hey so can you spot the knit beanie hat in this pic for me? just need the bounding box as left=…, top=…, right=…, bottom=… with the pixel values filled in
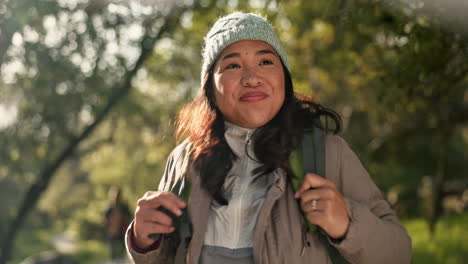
left=201, top=12, right=289, bottom=84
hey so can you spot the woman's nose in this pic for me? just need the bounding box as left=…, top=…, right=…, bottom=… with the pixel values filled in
left=241, top=68, right=263, bottom=87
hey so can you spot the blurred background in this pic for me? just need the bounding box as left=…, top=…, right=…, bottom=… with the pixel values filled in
left=0, top=0, right=467, bottom=263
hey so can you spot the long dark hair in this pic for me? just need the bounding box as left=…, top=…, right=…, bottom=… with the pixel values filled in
left=176, top=64, right=341, bottom=205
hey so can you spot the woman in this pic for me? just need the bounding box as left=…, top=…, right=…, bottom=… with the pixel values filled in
left=126, top=12, right=412, bottom=264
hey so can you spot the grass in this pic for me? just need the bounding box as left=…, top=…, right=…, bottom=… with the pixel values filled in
left=10, top=226, right=55, bottom=264
left=404, top=212, right=468, bottom=264
left=73, top=239, right=109, bottom=263
left=9, top=225, right=109, bottom=264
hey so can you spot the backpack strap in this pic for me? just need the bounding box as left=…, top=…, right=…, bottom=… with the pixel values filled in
left=148, top=142, right=193, bottom=247
left=290, top=124, right=349, bottom=264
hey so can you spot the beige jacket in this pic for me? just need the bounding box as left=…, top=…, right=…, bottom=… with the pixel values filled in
left=126, top=135, right=412, bottom=264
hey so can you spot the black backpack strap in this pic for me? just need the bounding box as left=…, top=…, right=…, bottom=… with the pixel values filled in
left=302, top=126, right=326, bottom=178
left=303, top=124, right=349, bottom=264
left=148, top=142, right=193, bottom=264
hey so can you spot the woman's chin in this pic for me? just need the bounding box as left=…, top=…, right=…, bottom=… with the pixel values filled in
left=234, top=117, right=272, bottom=129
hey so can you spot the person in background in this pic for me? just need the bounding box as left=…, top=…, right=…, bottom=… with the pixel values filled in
left=105, top=186, right=131, bottom=262
left=125, top=12, right=412, bottom=264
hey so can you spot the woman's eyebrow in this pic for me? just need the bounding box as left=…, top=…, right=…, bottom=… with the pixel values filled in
left=221, top=52, right=240, bottom=61
left=255, top=49, right=277, bottom=56
left=221, top=49, right=277, bottom=61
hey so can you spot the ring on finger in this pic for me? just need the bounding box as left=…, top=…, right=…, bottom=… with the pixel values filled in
left=311, top=199, right=318, bottom=211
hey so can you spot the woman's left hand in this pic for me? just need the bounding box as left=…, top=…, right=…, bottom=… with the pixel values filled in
left=294, top=173, right=350, bottom=239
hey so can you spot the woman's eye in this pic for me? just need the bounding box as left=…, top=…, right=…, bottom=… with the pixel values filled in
left=260, top=59, right=273, bottom=65
left=225, top=63, right=240, bottom=69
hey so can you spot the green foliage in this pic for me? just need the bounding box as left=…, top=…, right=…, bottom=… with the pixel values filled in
left=73, top=239, right=108, bottom=264
left=11, top=224, right=54, bottom=264
left=405, top=212, right=468, bottom=264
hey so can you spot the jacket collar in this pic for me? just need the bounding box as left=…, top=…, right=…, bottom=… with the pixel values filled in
left=224, top=121, right=256, bottom=158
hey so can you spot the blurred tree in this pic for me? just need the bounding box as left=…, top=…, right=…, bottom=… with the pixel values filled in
left=0, top=0, right=190, bottom=262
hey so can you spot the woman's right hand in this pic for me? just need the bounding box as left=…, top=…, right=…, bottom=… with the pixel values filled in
left=133, top=191, right=187, bottom=249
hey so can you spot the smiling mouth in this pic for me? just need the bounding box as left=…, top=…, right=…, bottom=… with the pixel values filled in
left=240, top=92, right=268, bottom=102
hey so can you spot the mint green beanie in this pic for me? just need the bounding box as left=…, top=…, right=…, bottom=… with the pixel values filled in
left=201, top=12, right=290, bottom=85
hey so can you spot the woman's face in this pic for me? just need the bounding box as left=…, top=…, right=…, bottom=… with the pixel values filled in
left=212, top=40, right=285, bottom=129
